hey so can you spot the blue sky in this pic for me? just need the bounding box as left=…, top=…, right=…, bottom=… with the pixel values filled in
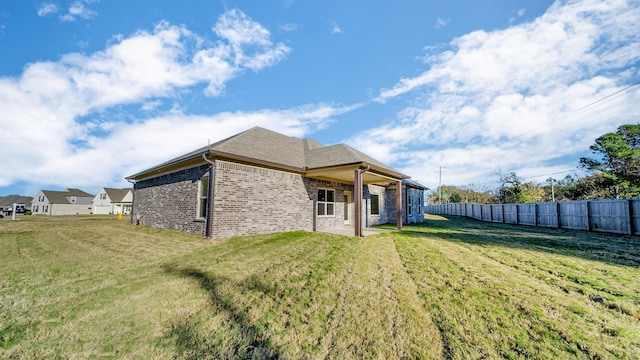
left=1, top=0, right=639, bottom=197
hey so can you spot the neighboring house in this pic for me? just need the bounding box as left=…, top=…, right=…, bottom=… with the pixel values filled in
left=126, top=127, right=427, bottom=239
left=31, top=188, right=95, bottom=216
left=0, top=195, right=33, bottom=215
left=92, top=188, right=133, bottom=215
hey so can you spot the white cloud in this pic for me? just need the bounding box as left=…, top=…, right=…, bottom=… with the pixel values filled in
left=7, top=103, right=354, bottom=192
left=360, top=0, right=640, bottom=190
left=0, top=9, right=296, bottom=192
left=435, top=17, right=450, bottom=29
left=331, top=22, right=343, bottom=34
left=279, top=23, right=298, bottom=32
left=140, top=100, right=163, bottom=112
left=37, top=3, right=59, bottom=17
left=59, top=0, right=98, bottom=22
left=510, top=8, right=527, bottom=23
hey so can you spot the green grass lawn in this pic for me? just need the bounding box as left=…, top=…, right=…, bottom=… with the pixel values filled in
left=1, top=214, right=639, bottom=359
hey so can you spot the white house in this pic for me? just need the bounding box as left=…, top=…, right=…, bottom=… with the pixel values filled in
left=31, top=188, right=94, bottom=216
left=92, top=188, right=133, bottom=215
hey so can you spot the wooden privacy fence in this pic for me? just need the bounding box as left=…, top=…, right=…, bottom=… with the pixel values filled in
left=425, top=199, right=640, bottom=236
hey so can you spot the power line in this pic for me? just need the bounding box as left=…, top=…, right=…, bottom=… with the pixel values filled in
left=505, top=80, right=640, bottom=144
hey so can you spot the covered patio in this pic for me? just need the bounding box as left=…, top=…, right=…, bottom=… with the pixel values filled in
left=306, top=161, right=407, bottom=237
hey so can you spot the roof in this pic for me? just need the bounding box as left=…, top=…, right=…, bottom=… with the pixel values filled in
left=402, top=178, right=429, bottom=190
left=102, top=188, right=132, bottom=202
left=127, top=127, right=408, bottom=182
left=0, top=195, right=33, bottom=207
left=41, top=188, right=94, bottom=204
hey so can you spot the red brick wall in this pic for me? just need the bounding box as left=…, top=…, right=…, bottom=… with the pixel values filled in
left=132, top=165, right=209, bottom=235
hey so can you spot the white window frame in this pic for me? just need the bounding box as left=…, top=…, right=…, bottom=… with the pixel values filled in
left=197, top=174, right=209, bottom=219
left=317, top=188, right=335, bottom=217
left=407, top=194, right=412, bottom=216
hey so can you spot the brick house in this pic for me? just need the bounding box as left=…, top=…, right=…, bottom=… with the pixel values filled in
left=126, top=127, right=426, bottom=239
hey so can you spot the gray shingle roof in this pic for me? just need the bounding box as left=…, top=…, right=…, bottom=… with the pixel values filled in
left=42, top=189, right=94, bottom=204
left=212, top=127, right=306, bottom=168
left=0, top=195, right=33, bottom=207
left=128, top=127, right=406, bottom=180
left=402, top=178, right=429, bottom=190
left=103, top=188, right=132, bottom=202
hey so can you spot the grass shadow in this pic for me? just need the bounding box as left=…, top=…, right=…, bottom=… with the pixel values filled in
left=400, top=215, right=640, bottom=268
left=161, top=264, right=280, bottom=359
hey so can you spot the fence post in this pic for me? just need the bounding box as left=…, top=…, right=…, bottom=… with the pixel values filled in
left=515, top=204, right=519, bottom=225
left=585, top=201, right=591, bottom=232
left=501, top=204, right=505, bottom=223
left=626, top=199, right=633, bottom=235
left=533, top=203, right=538, bottom=227
left=556, top=202, right=560, bottom=229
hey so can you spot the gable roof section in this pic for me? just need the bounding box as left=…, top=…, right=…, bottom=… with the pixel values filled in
left=306, top=144, right=397, bottom=174
left=127, top=127, right=407, bottom=181
left=41, top=189, right=94, bottom=204
left=103, top=188, right=132, bottom=202
left=0, top=195, right=33, bottom=207
left=211, top=127, right=306, bottom=169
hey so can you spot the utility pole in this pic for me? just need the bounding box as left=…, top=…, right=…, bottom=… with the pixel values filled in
left=439, top=166, right=442, bottom=204
left=435, top=166, right=446, bottom=204
left=547, top=177, right=555, bottom=202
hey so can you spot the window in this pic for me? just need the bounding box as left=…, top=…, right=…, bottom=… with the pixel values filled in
left=370, top=194, right=380, bottom=215
left=34, top=205, right=39, bottom=212
left=39, top=195, right=44, bottom=201
left=418, top=196, right=422, bottom=215
left=70, top=196, right=76, bottom=203
left=198, top=174, right=209, bottom=218
left=44, top=205, right=48, bottom=213
left=100, top=193, right=107, bottom=200
left=317, top=189, right=335, bottom=216
left=407, top=195, right=412, bottom=216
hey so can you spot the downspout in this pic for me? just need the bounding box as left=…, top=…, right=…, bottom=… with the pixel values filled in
left=405, top=185, right=409, bottom=224
left=353, top=164, right=370, bottom=237
left=126, top=178, right=136, bottom=223
left=202, top=154, right=215, bottom=238
left=365, top=198, right=368, bottom=228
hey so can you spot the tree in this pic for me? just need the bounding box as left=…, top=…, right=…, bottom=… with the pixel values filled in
left=562, top=173, right=616, bottom=200
left=519, top=182, right=546, bottom=203
left=428, top=185, right=497, bottom=204
left=497, top=172, right=545, bottom=203
left=497, top=172, right=523, bottom=203
left=579, top=124, right=640, bottom=198
left=449, top=191, right=462, bottom=203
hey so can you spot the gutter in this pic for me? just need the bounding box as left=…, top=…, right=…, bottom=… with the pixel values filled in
left=126, top=178, right=136, bottom=223
left=202, top=154, right=216, bottom=238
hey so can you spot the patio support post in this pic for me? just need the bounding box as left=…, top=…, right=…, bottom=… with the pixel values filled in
left=396, top=181, right=403, bottom=230
left=354, top=169, right=363, bottom=237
